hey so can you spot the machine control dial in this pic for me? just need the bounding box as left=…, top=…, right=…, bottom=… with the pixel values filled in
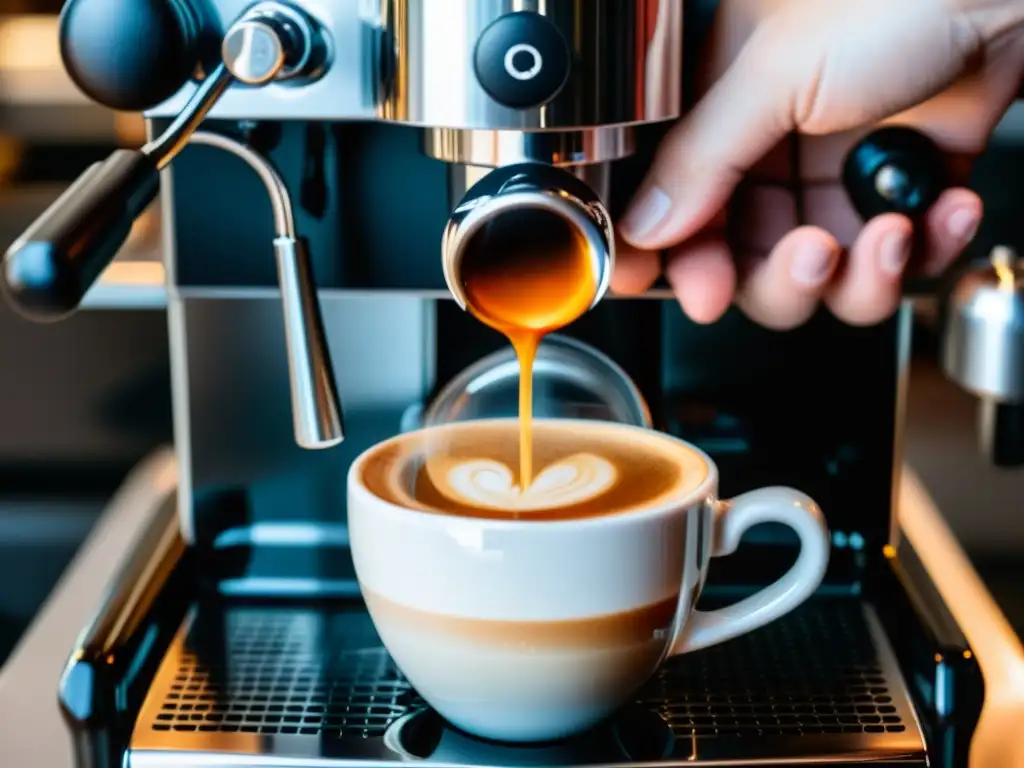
left=842, top=126, right=947, bottom=220
left=474, top=12, right=571, bottom=110
left=59, top=0, right=203, bottom=111
left=223, top=2, right=326, bottom=85
left=223, top=19, right=288, bottom=85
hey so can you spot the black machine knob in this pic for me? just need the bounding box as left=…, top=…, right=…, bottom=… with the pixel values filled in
left=474, top=11, right=571, bottom=110
left=842, top=126, right=948, bottom=220
left=2, top=150, right=159, bottom=320
left=60, top=0, right=204, bottom=111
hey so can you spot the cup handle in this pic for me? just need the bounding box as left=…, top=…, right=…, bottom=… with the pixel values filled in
left=669, top=487, right=830, bottom=655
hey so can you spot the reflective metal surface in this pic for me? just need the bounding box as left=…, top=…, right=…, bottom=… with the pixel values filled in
left=942, top=246, right=1024, bottom=468
left=149, top=2, right=326, bottom=165
left=221, top=1, right=329, bottom=84
left=170, top=295, right=432, bottom=545
left=272, top=236, right=344, bottom=449
left=148, top=0, right=684, bottom=128
left=125, top=599, right=926, bottom=767
left=142, top=66, right=233, bottom=169
left=942, top=247, right=1024, bottom=404
left=23, top=2, right=972, bottom=765
left=221, top=21, right=287, bottom=86
left=188, top=132, right=343, bottom=450
left=442, top=162, right=614, bottom=312
left=424, top=127, right=636, bottom=167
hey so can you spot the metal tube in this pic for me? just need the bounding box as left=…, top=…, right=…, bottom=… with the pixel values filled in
left=188, top=130, right=344, bottom=449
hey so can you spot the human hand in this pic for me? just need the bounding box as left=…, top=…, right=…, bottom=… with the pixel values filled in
left=613, top=0, right=1024, bottom=328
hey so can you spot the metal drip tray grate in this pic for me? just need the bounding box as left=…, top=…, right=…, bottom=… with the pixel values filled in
left=646, top=601, right=906, bottom=738
left=130, top=598, right=926, bottom=766
left=157, top=646, right=411, bottom=738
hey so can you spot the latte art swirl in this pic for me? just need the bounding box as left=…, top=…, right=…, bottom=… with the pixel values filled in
left=437, top=454, right=618, bottom=513
left=360, top=419, right=708, bottom=521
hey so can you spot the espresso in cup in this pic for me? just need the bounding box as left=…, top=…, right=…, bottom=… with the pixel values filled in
left=349, top=418, right=830, bottom=743
left=363, top=418, right=707, bottom=521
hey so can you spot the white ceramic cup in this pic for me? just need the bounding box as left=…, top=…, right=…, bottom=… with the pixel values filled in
left=348, top=419, right=830, bottom=743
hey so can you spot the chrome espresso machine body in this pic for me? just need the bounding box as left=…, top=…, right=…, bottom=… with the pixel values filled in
left=0, top=1, right=1002, bottom=767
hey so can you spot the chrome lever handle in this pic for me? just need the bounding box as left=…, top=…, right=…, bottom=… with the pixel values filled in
left=3, top=1, right=328, bottom=322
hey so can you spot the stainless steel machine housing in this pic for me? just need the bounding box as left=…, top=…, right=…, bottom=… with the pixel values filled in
left=0, top=1, right=1000, bottom=767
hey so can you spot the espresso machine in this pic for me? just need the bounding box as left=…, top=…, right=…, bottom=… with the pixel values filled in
left=1, top=1, right=1019, bottom=767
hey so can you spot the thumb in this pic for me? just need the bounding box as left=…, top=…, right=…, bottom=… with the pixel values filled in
left=619, top=39, right=795, bottom=250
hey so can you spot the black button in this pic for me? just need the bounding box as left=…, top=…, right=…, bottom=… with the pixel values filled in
left=474, top=12, right=571, bottom=110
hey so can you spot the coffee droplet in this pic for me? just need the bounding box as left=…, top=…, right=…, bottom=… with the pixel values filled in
left=437, top=454, right=617, bottom=513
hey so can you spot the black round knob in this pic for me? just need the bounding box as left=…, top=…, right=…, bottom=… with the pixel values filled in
left=2, top=150, right=160, bottom=321
left=474, top=12, right=571, bottom=110
left=59, top=0, right=202, bottom=111
left=842, top=126, right=948, bottom=221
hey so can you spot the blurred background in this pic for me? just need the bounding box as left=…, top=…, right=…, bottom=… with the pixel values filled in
left=0, top=3, right=1019, bottom=667
left=0, top=4, right=170, bottom=663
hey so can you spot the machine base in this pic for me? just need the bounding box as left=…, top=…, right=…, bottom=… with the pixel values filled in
left=128, top=595, right=925, bottom=767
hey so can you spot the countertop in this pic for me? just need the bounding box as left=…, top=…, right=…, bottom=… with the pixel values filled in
left=0, top=449, right=177, bottom=768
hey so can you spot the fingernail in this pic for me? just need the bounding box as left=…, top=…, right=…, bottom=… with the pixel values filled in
left=620, top=187, right=671, bottom=242
left=947, top=207, right=980, bottom=244
left=880, top=228, right=912, bottom=276
left=790, top=241, right=836, bottom=287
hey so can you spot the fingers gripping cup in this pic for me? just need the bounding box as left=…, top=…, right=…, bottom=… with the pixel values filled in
left=348, top=419, right=831, bottom=743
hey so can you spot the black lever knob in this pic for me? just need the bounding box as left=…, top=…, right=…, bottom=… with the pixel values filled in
left=60, top=0, right=203, bottom=111
left=2, top=150, right=159, bottom=321
left=842, top=126, right=948, bottom=220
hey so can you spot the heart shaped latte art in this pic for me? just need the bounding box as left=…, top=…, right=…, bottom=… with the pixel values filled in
left=438, top=453, right=618, bottom=513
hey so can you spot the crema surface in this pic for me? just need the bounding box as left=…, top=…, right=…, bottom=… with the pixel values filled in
left=361, top=420, right=709, bottom=521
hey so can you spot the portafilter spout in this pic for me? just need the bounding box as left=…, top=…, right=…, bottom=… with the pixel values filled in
left=441, top=162, right=615, bottom=313
left=189, top=132, right=343, bottom=450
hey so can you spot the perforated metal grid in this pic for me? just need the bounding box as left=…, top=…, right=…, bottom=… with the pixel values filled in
left=642, top=599, right=906, bottom=737
left=141, top=599, right=910, bottom=743
left=151, top=610, right=423, bottom=739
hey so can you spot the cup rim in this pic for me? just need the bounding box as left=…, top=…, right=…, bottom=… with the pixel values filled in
left=347, top=417, right=719, bottom=531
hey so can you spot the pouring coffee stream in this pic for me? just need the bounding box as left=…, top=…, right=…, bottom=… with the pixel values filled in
left=442, top=164, right=614, bottom=492
left=440, top=126, right=958, bottom=498
left=457, top=216, right=599, bottom=490
left=460, top=222, right=600, bottom=489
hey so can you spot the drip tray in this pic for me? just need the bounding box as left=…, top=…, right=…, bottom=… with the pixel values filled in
left=129, top=597, right=926, bottom=767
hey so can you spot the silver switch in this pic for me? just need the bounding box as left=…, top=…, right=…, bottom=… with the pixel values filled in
left=222, top=2, right=327, bottom=85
